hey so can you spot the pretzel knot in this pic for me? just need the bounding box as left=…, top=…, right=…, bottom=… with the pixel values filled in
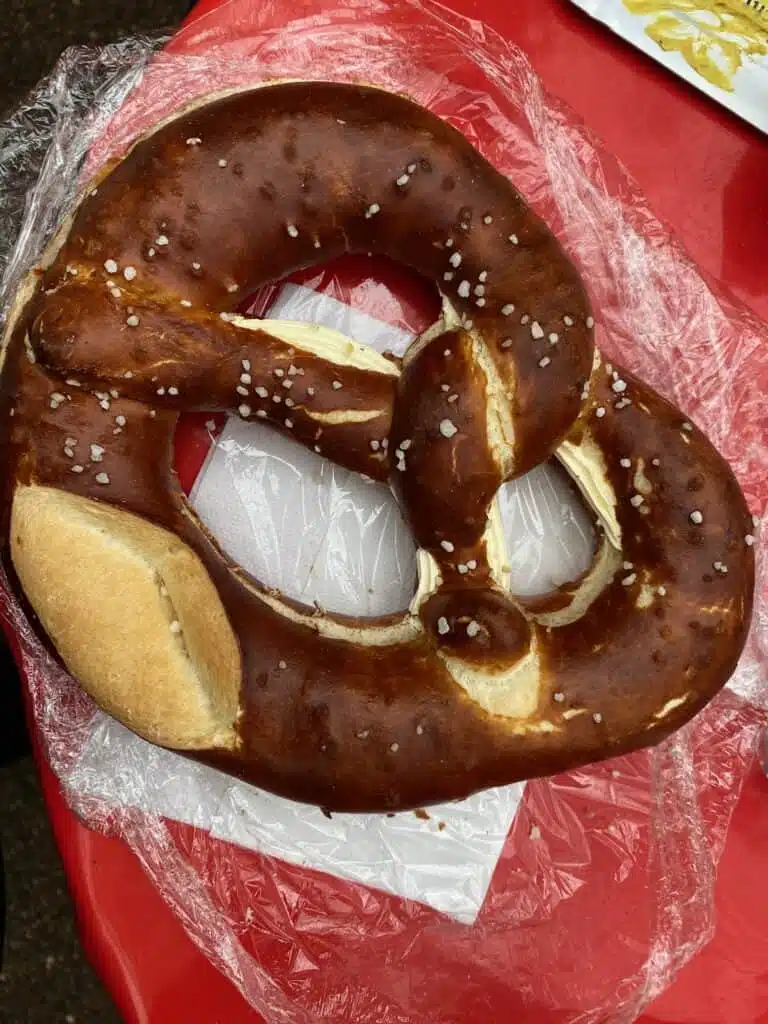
left=3, top=82, right=754, bottom=811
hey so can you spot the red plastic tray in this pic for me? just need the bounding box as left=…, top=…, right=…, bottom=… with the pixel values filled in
left=14, top=0, right=768, bottom=1021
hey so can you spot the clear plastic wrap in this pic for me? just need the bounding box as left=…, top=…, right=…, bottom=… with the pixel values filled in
left=1, top=0, right=767, bottom=1020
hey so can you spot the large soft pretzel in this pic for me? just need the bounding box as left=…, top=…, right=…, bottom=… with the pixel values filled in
left=2, top=82, right=754, bottom=811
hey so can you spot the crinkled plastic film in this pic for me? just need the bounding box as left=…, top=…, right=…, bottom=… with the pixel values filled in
left=1, top=1, right=767, bottom=1020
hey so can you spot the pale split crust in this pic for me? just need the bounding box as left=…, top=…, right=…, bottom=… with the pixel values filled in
left=11, top=485, right=240, bottom=749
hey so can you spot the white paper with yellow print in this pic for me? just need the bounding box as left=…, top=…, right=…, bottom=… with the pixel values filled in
left=570, top=0, right=768, bottom=132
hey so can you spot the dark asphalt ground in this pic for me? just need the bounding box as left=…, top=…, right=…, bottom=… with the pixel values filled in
left=1, top=4, right=190, bottom=1021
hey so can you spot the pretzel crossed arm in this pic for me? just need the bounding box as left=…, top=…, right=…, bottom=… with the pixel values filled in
left=3, top=82, right=754, bottom=811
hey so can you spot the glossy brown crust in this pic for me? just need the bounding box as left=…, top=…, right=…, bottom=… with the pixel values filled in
left=29, top=81, right=593, bottom=471
left=2, top=82, right=755, bottom=811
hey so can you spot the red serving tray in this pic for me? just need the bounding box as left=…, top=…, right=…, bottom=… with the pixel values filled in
left=13, top=0, right=768, bottom=1021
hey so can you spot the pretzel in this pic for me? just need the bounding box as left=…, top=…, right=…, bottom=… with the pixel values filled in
left=2, top=82, right=755, bottom=812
